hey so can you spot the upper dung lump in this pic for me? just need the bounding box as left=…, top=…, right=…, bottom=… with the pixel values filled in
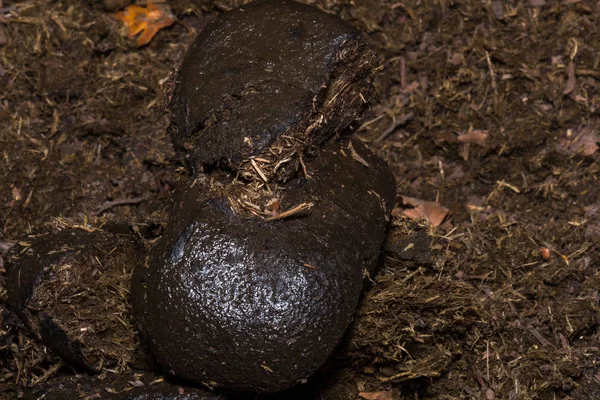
left=169, top=0, right=377, bottom=174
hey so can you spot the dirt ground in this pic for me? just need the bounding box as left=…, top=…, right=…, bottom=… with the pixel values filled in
left=0, top=0, right=599, bottom=399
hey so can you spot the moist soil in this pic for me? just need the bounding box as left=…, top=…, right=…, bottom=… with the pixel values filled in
left=0, top=0, right=599, bottom=399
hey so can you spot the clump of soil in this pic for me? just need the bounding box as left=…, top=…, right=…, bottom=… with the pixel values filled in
left=5, top=221, right=143, bottom=374
left=23, top=370, right=223, bottom=399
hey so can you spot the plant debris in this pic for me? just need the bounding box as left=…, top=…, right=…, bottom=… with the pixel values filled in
left=113, top=4, right=176, bottom=47
left=559, top=126, right=599, bottom=156
left=359, top=390, right=393, bottom=400
left=396, top=196, right=449, bottom=227
left=457, top=129, right=489, bottom=146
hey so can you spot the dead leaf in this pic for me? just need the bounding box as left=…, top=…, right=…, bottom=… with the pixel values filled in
left=490, top=1, right=504, bottom=20
left=563, top=60, right=576, bottom=95
left=358, top=390, right=393, bottom=400
left=11, top=185, right=22, bottom=202
left=128, top=380, right=144, bottom=388
left=399, top=196, right=449, bottom=227
left=0, top=26, right=7, bottom=46
left=551, top=55, right=564, bottom=65
left=348, top=140, right=370, bottom=167
left=266, top=198, right=281, bottom=213
left=0, top=241, right=15, bottom=254
left=577, top=132, right=599, bottom=156
left=528, top=0, right=546, bottom=6
left=449, top=52, right=463, bottom=65
left=457, top=129, right=488, bottom=146
left=114, top=4, right=176, bottom=47
left=560, top=127, right=599, bottom=156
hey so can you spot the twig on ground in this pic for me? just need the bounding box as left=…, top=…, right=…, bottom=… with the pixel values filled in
left=266, top=202, right=314, bottom=222
left=94, top=197, right=146, bottom=215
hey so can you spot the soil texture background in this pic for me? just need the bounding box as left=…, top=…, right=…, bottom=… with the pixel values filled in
left=0, top=0, right=599, bottom=399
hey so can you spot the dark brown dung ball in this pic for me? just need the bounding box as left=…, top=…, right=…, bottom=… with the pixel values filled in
left=132, top=138, right=396, bottom=393
left=5, top=224, right=142, bottom=373
left=169, top=0, right=377, bottom=176
left=132, top=0, right=395, bottom=393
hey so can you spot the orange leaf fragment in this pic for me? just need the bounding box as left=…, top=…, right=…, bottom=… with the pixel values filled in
left=399, top=196, right=449, bottom=227
left=359, top=390, right=393, bottom=400
left=114, top=4, right=176, bottom=46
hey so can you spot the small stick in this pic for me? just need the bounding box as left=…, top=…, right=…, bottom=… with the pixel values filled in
left=496, top=180, right=520, bottom=193
left=299, top=154, right=309, bottom=178
left=266, top=202, right=314, bottom=222
left=94, top=197, right=145, bottom=215
left=325, top=81, right=351, bottom=107
left=375, top=113, right=413, bottom=143
left=348, top=141, right=369, bottom=168
left=486, top=51, right=497, bottom=91
left=399, top=56, right=407, bottom=89
left=250, top=159, right=269, bottom=183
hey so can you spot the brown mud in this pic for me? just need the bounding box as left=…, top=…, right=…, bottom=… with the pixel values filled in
left=0, top=0, right=599, bottom=399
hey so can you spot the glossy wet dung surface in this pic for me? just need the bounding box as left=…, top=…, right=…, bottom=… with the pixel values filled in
left=133, top=139, right=395, bottom=392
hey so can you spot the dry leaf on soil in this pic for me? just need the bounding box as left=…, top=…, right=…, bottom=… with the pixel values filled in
left=114, top=4, right=176, bottom=47
left=560, top=127, right=599, bottom=156
left=457, top=129, right=489, bottom=146
left=397, top=196, right=449, bottom=227
left=563, top=60, right=576, bottom=95
left=358, top=390, right=393, bottom=400
left=528, top=0, right=546, bottom=6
